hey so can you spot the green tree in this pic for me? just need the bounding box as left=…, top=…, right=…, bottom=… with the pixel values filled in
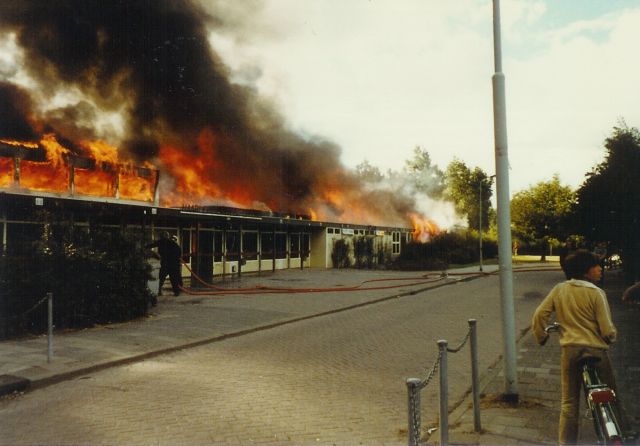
left=511, top=175, right=575, bottom=261
left=574, top=122, right=640, bottom=279
left=355, top=160, right=384, bottom=183
left=443, top=158, right=494, bottom=230
left=404, top=146, right=445, bottom=198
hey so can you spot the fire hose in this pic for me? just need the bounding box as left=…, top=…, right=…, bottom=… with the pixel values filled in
left=175, top=260, right=562, bottom=296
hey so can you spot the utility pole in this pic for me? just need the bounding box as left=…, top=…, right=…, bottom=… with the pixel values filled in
left=479, top=183, right=483, bottom=272
left=492, top=0, right=518, bottom=400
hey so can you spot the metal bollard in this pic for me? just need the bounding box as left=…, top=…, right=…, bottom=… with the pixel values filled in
left=47, top=292, right=53, bottom=363
left=406, top=378, right=422, bottom=446
left=469, top=319, right=481, bottom=432
left=438, top=340, right=448, bottom=446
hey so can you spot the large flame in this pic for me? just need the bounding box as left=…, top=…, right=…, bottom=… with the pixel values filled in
left=0, top=131, right=442, bottom=235
left=410, top=213, right=440, bottom=243
left=0, top=135, right=156, bottom=201
left=0, top=157, right=14, bottom=187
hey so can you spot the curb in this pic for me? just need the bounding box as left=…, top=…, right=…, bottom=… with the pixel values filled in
left=0, top=374, right=30, bottom=396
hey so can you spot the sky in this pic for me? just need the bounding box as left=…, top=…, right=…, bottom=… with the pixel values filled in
left=205, top=0, right=640, bottom=195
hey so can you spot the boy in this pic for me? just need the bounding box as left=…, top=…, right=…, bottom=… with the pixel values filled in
left=532, top=249, right=617, bottom=444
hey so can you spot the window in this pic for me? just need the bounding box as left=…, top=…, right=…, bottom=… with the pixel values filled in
left=327, top=228, right=334, bottom=234
left=261, top=232, right=274, bottom=258
left=392, top=231, right=401, bottom=254
left=180, top=229, right=191, bottom=259
left=243, top=232, right=258, bottom=260
left=226, top=231, right=239, bottom=261
left=302, top=233, right=310, bottom=258
left=275, top=233, right=287, bottom=259
left=289, top=233, right=300, bottom=257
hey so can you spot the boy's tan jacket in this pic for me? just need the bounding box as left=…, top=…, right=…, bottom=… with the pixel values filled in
left=532, top=279, right=617, bottom=349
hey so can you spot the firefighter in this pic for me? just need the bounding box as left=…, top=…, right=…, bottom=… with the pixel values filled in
left=146, top=231, right=183, bottom=296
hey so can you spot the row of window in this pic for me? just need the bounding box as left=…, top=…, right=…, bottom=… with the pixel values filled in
left=156, top=228, right=311, bottom=262
left=326, top=227, right=375, bottom=236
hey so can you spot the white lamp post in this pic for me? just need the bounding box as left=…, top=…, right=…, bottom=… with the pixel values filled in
left=492, top=0, right=518, bottom=399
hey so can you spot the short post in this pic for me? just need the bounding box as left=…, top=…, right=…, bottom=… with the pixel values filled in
left=47, top=292, right=53, bottom=363
left=438, top=340, right=449, bottom=446
left=406, top=378, right=422, bottom=446
left=469, top=319, right=482, bottom=432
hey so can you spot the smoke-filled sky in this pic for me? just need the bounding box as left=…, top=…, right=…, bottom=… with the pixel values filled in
left=0, top=0, right=638, bottom=229
left=204, top=0, right=640, bottom=194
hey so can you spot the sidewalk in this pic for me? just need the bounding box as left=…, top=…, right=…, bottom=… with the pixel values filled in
left=448, top=268, right=640, bottom=445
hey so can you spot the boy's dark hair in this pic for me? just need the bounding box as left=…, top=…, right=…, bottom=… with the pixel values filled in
left=562, top=249, right=600, bottom=280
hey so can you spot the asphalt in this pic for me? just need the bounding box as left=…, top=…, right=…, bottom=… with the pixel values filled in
left=0, top=264, right=638, bottom=445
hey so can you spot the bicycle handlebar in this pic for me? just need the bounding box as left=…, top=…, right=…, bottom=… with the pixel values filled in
left=540, top=322, right=560, bottom=346
left=544, top=322, right=560, bottom=334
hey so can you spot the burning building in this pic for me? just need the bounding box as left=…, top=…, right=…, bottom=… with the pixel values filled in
left=0, top=0, right=437, bottom=278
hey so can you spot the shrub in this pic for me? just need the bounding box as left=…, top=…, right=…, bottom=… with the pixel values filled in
left=331, top=239, right=351, bottom=268
left=394, top=230, right=497, bottom=270
left=354, top=236, right=375, bottom=268
left=0, top=216, right=154, bottom=339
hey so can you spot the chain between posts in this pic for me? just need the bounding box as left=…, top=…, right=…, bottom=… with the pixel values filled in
left=15, top=295, right=48, bottom=318
left=416, top=325, right=471, bottom=390
left=407, top=322, right=477, bottom=446
left=446, top=327, right=471, bottom=353
left=419, top=347, right=443, bottom=390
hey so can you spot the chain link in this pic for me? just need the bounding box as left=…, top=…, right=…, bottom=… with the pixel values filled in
left=408, top=323, right=473, bottom=444
left=408, top=387, right=420, bottom=446
left=419, top=347, right=443, bottom=390
left=446, top=326, right=471, bottom=353
left=17, top=295, right=48, bottom=318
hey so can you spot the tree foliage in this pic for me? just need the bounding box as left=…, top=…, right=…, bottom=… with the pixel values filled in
left=404, top=146, right=445, bottom=198
left=511, top=175, right=575, bottom=259
left=574, top=123, right=640, bottom=278
left=443, top=158, right=493, bottom=230
left=355, top=160, right=384, bottom=183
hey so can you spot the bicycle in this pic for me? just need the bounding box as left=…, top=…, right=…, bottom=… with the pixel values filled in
left=544, top=322, right=626, bottom=445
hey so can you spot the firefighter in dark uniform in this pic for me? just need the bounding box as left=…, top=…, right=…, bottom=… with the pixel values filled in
left=146, top=231, right=183, bottom=296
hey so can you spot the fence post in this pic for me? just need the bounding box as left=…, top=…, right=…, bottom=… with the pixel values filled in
left=438, top=339, right=448, bottom=446
left=406, top=378, right=422, bottom=446
left=469, top=319, right=481, bottom=432
left=47, top=292, right=53, bottom=363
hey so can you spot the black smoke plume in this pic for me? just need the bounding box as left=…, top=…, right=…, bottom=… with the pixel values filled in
left=0, top=0, right=419, bottom=225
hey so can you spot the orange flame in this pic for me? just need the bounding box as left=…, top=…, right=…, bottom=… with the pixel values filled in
left=410, top=213, right=439, bottom=243
left=0, top=157, right=14, bottom=187
left=0, top=135, right=156, bottom=201
left=74, top=164, right=116, bottom=197
left=1, top=130, right=442, bottom=231
left=80, top=140, right=119, bottom=166
left=0, top=139, right=38, bottom=149
left=119, top=168, right=157, bottom=201
left=158, top=129, right=260, bottom=207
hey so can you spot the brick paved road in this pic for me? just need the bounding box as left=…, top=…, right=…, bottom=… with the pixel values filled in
left=0, top=270, right=562, bottom=445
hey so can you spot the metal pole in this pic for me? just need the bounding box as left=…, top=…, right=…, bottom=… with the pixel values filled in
left=406, top=378, right=422, bottom=446
left=479, top=184, right=483, bottom=272
left=47, top=292, right=53, bottom=363
left=438, top=340, right=448, bottom=446
left=469, top=319, right=482, bottom=432
left=492, top=0, right=518, bottom=399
